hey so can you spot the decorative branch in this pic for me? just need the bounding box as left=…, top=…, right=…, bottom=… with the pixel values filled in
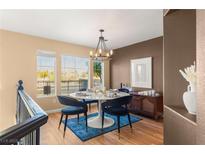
left=179, top=61, right=196, bottom=84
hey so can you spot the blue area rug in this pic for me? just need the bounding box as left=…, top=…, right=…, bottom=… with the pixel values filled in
left=62, top=113, right=141, bottom=141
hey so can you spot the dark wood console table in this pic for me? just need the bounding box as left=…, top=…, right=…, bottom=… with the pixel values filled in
left=128, top=92, right=163, bottom=120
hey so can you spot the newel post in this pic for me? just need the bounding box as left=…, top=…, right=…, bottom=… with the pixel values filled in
left=18, top=80, right=24, bottom=91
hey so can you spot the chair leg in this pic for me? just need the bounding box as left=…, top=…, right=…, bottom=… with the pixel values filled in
left=97, top=102, right=99, bottom=110
left=89, top=104, right=91, bottom=112
left=77, top=114, right=79, bottom=123
left=63, top=115, right=68, bottom=137
left=84, top=112, right=88, bottom=132
left=127, top=114, right=132, bottom=128
left=102, top=111, right=104, bottom=130
left=58, top=113, right=64, bottom=129
left=117, top=116, right=120, bottom=133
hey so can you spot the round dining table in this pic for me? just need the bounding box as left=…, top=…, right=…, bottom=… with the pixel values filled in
left=69, top=91, right=130, bottom=129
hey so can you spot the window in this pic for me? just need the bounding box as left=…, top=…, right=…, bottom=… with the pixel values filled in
left=61, top=55, right=89, bottom=95
left=93, top=61, right=104, bottom=88
left=36, top=52, right=56, bottom=97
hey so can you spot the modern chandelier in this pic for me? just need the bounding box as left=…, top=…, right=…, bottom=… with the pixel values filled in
left=89, top=29, right=113, bottom=61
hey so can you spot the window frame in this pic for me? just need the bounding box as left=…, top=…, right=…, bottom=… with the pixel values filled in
left=93, top=60, right=104, bottom=88
left=60, top=54, right=90, bottom=95
left=36, top=50, right=57, bottom=98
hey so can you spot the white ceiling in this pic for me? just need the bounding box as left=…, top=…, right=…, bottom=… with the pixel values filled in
left=0, top=10, right=163, bottom=49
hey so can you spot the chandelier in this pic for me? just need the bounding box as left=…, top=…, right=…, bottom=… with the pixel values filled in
left=89, top=29, right=113, bottom=61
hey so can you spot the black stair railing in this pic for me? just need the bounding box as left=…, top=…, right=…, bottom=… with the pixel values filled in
left=0, top=80, right=48, bottom=145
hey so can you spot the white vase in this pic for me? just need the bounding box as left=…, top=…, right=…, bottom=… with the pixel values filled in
left=183, top=83, right=196, bottom=115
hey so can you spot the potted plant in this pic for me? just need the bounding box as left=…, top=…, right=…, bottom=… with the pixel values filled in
left=179, top=62, right=197, bottom=114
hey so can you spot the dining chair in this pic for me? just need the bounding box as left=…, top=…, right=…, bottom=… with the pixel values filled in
left=118, top=88, right=130, bottom=93
left=101, top=95, right=132, bottom=133
left=79, top=88, right=98, bottom=112
left=57, top=96, right=88, bottom=137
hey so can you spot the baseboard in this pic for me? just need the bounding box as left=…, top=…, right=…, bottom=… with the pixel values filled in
left=45, top=108, right=63, bottom=114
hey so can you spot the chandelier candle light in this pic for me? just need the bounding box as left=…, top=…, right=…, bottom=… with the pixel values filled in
left=89, top=29, right=113, bottom=61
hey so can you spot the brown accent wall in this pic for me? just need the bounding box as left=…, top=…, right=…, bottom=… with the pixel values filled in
left=164, top=10, right=196, bottom=107
left=164, top=107, right=196, bottom=145
left=110, top=37, right=163, bottom=93
left=164, top=10, right=196, bottom=145
left=196, top=10, right=205, bottom=144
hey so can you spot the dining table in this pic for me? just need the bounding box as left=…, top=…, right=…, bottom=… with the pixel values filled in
left=69, top=90, right=130, bottom=129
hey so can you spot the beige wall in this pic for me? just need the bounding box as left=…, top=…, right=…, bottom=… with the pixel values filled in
left=0, top=29, right=110, bottom=131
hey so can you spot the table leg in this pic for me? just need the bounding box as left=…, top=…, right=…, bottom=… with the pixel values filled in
left=87, top=100, right=115, bottom=128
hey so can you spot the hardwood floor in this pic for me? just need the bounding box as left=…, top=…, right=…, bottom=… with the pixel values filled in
left=41, top=106, right=163, bottom=145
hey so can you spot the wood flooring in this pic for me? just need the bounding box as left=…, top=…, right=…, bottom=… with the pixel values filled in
left=41, top=106, right=163, bottom=145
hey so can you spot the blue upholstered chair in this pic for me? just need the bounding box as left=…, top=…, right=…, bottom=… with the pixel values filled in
left=79, top=88, right=98, bottom=112
left=57, top=96, right=88, bottom=137
left=101, top=95, right=132, bottom=133
left=118, top=88, right=130, bottom=93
